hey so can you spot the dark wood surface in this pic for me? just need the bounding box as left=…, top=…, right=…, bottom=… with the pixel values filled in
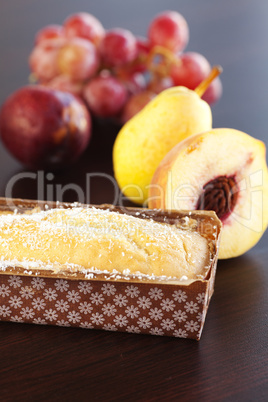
left=0, top=1, right=268, bottom=401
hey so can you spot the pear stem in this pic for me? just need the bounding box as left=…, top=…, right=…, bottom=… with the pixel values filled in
left=195, top=65, right=223, bottom=97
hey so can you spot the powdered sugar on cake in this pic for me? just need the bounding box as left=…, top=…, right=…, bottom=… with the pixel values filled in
left=0, top=207, right=211, bottom=281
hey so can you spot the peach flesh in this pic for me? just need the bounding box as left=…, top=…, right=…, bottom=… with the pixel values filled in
left=196, top=175, right=238, bottom=222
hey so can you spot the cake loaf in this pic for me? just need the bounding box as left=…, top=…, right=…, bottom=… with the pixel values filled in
left=0, top=206, right=211, bottom=280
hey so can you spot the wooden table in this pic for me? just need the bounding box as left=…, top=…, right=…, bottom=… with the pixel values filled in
left=0, top=1, right=267, bottom=401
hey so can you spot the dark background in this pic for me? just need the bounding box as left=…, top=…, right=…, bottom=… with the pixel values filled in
left=0, top=1, right=268, bottom=401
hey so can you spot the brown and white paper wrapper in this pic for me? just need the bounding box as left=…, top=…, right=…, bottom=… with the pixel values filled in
left=0, top=198, right=221, bottom=340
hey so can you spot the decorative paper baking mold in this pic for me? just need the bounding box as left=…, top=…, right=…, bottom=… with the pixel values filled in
left=0, top=198, right=221, bottom=340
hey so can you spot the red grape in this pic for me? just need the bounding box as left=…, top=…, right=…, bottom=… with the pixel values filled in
left=148, top=11, right=189, bottom=53
left=122, top=72, right=147, bottom=95
left=171, top=52, right=211, bottom=90
left=131, top=36, right=151, bottom=73
left=136, top=36, right=150, bottom=54
left=64, top=12, right=105, bottom=45
left=100, top=28, right=137, bottom=67
left=44, top=75, right=84, bottom=96
left=57, top=38, right=100, bottom=81
left=35, top=25, right=65, bottom=45
left=121, top=90, right=155, bottom=123
left=29, top=38, right=66, bottom=82
left=149, top=76, right=174, bottom=94
left=201, top=76, right=223, bottom=104
left=83, top=75, right=128, bottom=117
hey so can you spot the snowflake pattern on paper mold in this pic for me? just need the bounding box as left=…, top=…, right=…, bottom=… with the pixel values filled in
left=0, top=274, right=211, bottom=340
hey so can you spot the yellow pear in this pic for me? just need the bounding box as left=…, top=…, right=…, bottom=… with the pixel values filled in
left=113, top=66, right=221, bottom=205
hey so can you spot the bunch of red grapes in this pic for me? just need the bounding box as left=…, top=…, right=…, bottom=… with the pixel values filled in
left=29, top=11, right=222, bottom=123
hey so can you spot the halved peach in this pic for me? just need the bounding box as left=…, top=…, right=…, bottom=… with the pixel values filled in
left=148, top=128, right=268, bottom=259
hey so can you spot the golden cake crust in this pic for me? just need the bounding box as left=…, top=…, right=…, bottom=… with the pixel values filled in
left=0, top=206, right=210, bottom=280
